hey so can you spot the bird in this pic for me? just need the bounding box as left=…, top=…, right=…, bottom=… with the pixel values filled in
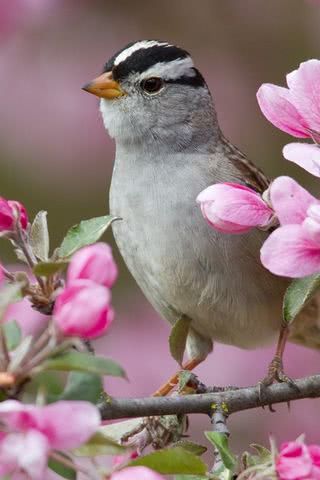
left=83, top=40, right=318, bottom=395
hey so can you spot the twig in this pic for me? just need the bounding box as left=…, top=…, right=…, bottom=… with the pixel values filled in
left=98, top=375, right=320, bottom=420
left=210, top=406, right=230, bottom=472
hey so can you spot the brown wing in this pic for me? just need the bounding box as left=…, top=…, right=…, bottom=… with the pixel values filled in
left=221, top=136, right=270, bottom=194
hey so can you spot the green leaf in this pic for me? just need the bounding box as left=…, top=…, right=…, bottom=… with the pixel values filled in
left=169, top=316, right=192, bottom=365
left=23, top=371, right=64, bottom=402
left=283, top=274, right=320, bottom=325
left=33, top=261, right=68, bottom=277
left=48, top=454, right=76, bottom=480
left=0, top=283, right=22, bottom=317
left=58, top=215, right=119, bottom=258
left=42, top=351, right=126, bottom=378
left=74, top=431, right=126, bottom=457
left=250, top=443, right=271, bottom=462
left=172, top=441, right=207, bottom=456
left=129, top=447, right=207, bottom=475
left=205, top=432, right=236, bottom=471
left=9, top=335, right=33, bottom=371
left=3, top=320, right=21, bottom=350
left=59, top=371, right=103, bottom=403
left=30, top=211, right=50, bottom=261
left=178, top=371, right=193, bottom=392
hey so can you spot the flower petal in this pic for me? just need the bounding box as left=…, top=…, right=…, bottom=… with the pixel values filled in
left=283, top=143, right=320, bottom=177
left=286, top=59, right=320, bottom=133
left=35, top=400, right=101, bottom=449
left=197, top=183, right=273, bottom=234
left=270, top=176, right=317, bottom=225
left=111, top=466, right=165, bottom=480
left=276, top=441, right=312, bottom=480
left=257, top=84, right=309, bottom=137
left=0, top=430, right=49, bottom=480
left=261, top=225, right=320, bottom=277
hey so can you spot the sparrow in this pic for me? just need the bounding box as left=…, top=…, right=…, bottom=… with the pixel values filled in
left=83, top=40, right=318, bottom=394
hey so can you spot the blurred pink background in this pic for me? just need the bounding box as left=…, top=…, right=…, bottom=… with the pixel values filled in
left=1, top=0, right=320, bottom=457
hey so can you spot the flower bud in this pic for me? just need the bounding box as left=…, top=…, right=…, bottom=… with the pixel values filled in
left=197, top=183, right=273, bottom=234
left=0, top=197, right=28, bottom=232
left=8, top=201, right=28, bottom=230
left=53, top=279, right=113, bottom=339
left=67, top=243, right=118, bottom=288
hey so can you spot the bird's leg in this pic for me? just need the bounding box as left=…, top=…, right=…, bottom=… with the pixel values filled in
left=152, top=357, right=203, bottom=397
left=260, top=324, right=297, bottom=389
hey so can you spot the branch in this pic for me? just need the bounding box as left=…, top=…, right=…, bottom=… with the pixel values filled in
left=99, top=375, right=320, bottom=420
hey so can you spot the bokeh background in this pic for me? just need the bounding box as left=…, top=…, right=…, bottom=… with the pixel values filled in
left=1, top=0, right=320, bottom=459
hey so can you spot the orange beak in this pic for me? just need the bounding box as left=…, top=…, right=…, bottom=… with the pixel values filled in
left=82, top=71, right=125, bottom=99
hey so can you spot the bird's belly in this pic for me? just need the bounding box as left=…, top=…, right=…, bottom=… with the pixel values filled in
left=110, top=187, right=287, bottom=350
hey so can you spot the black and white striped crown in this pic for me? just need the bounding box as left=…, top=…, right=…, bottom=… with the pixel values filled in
left=103, top=40, right=206, bottom=88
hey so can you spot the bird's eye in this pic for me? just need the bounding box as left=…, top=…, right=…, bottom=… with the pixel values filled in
left=140, top=77, right=164, bottom=94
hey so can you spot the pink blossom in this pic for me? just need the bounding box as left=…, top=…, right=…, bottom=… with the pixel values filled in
left=0, top=429, right=49, bottom=479
left=0, top=264, right=3, bottom=283
left=257, top=59, right=320, bottom=177
left=283, top=143, right=320, bottom=178
left=276, top=441, right=320, bottom=480
left=0, top=197, right=28, bottom=232
left=0, top=400, right=100, bottom=478
left=261, top=177, right=320, bottom=277
left=53, top=279, right=113, bottom=338
left=261, top=224, right=320, bottom=277
left=111, top=466, right=166, bottom=480
left=67, top=243, right=118, bottom=288
left=196, top=182, right=273, bottom=234
left=269, top=176, right=318, bottom=225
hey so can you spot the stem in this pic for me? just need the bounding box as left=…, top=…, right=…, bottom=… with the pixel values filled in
left=14, top=220, right=46, bottom=292
left=98, top=374, right=320, bottom=420
left=0, top=324, right=10, bottom=370
left=1, top=266, right=15, bottom=282
left=49, top=451, right=91, bottom=477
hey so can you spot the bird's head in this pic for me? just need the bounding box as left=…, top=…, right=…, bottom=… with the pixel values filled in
left=83, top=40, right=218, bottom=148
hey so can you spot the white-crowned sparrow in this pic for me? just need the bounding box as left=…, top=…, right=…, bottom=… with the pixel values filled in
left=83, top=40, right=317, bottom=393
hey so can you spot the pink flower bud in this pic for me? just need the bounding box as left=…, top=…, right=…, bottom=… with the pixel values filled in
left=8, top=200, right=28, bottom=230
left=53, top=279, right=113, bottom=339
left=196, top=183, right=273, bottom=234
left=111, top=466, right=166, bottom=480
left=67, top=243, right=118, bottom=288
left=0, top=197, right=28, bottom=232
left=0, top=197, right=15, bottom=231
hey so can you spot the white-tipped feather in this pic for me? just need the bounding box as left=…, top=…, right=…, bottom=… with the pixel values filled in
left=114, top=40, right=170, bottom=66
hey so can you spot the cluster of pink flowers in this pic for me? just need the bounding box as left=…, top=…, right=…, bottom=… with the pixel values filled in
left=53, top=243, right=117, bottom=339
left=197, top=59, right=320, bottom=279
left=0, top=196, right=28, bottom=232
left=0, top=399, right=100, bottom=478
left=276, top=440, right=320, bottom=480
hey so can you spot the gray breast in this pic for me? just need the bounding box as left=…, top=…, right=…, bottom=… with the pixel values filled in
left=110, top=147, right=288, bottom=350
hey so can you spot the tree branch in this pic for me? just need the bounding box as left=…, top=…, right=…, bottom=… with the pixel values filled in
left=99, top=375, right=320, bottom=420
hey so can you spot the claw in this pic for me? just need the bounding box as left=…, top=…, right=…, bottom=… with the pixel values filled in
left=258, top=355, right=299, bottom=407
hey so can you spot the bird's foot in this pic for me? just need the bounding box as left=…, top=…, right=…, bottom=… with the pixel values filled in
left=152, top=358, right=203, bottom=397
left=258, top=355, right=299, bottom=409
